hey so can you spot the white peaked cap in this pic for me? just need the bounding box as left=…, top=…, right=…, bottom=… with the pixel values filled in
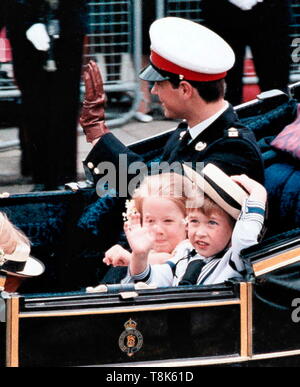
left=140, top=17, right=235, bottom=82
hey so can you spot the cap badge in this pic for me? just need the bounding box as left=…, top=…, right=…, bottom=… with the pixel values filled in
left=195, top=141, right=207, bottom=152
left=228, top=127, right=239, bottom=138
left=179, top=130, right=187, bottom=140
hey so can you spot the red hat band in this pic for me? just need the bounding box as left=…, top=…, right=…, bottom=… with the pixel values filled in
left=150, top=50, right=227, bottom=82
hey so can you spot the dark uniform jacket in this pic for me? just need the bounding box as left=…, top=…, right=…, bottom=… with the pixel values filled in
left=84, top=104, right=265, bottom=187
left=6, top=0, right=88, bottom=37
left=0, top=1, right=7, bottom=30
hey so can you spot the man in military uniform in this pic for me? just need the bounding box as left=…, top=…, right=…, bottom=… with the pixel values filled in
left=81, top=17, right=264, bottom=190
left=6, top=0, right=88, bottom=190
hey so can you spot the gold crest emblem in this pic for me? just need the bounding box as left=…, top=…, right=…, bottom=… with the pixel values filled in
left=118, top=319, right=143, bottom=357
left=195, top=141, right=207, bottom=151
left=126, top=334, right=136, bottom=348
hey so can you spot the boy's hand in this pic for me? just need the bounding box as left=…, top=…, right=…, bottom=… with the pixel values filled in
left=231, top=174, right=267, bottom=203
left=103, top=244, right=131, bottom=267
left=80, top=60, right=110, bottom=144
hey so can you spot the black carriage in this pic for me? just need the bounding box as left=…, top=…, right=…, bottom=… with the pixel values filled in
left=0, top=85, right=300, bottom=367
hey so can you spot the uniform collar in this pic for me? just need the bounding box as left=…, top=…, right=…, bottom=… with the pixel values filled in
left=188, top=101, right=229, bottom=141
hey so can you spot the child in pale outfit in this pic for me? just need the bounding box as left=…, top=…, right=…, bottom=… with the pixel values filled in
left=121, top=167, right=267, bottom=287
left=103, top=172, right=197, bottom=269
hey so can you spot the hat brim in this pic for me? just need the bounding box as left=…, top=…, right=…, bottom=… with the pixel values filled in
left=139, top=63, right=171, bottom=82
left=2, top=256, right=45, bottom=278
left=183, top=163, right=249, bottom=219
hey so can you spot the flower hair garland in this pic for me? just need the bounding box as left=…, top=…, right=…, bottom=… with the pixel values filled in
left=122, top=199, right=138, bottom=222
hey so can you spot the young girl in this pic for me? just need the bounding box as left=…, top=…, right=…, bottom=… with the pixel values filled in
left=0, top=212, right=44, bottom=292
left=122, top=170, right=267, bottom=287
left=101, top=172, right=198, bottom=283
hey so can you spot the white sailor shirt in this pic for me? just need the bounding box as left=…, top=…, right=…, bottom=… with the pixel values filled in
left=122, top=199, right=265, bottom=287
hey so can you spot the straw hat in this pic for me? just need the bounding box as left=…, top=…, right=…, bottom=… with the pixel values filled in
left=0, top=242, right=44, bottom=278
left=183, top=163, right=249, bottom=219
left=0, top=214, right=44, bottom=278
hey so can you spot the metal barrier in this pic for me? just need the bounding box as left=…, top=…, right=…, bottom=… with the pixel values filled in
left=0, top=0, right=143, bottom=151
left=156, top=0, right=204, bottom=21
left=290, top=0, right=300, bottom=82
left=85, top=0, right=143, bottom=127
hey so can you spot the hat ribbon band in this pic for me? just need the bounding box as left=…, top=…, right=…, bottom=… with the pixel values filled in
left=0, top=259, right=26, bottom=273
left=150, top=50, right=227, bottom=82
left=204, top=174, right=242, bottom=211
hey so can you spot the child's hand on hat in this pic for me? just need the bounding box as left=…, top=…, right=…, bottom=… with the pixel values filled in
left=80, top=60, right=110, bottom=144
left=103, top=244, right=131, bottom=267
left=231, top=174, right=267, bottom=203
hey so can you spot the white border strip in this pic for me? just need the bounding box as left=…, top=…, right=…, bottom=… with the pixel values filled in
left=95, top=349, right=300, bottom=367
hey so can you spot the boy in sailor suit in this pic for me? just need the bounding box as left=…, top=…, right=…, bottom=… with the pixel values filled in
left=122, top=167, right=267, bottom=287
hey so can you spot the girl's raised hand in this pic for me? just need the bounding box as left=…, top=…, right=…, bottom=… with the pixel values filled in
left=124, top=213, right=154, bottom=257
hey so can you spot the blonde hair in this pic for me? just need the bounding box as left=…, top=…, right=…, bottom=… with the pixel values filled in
left=132, top=172, right=199, bottom=217
left=0, top=212, right=30, bottom=255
